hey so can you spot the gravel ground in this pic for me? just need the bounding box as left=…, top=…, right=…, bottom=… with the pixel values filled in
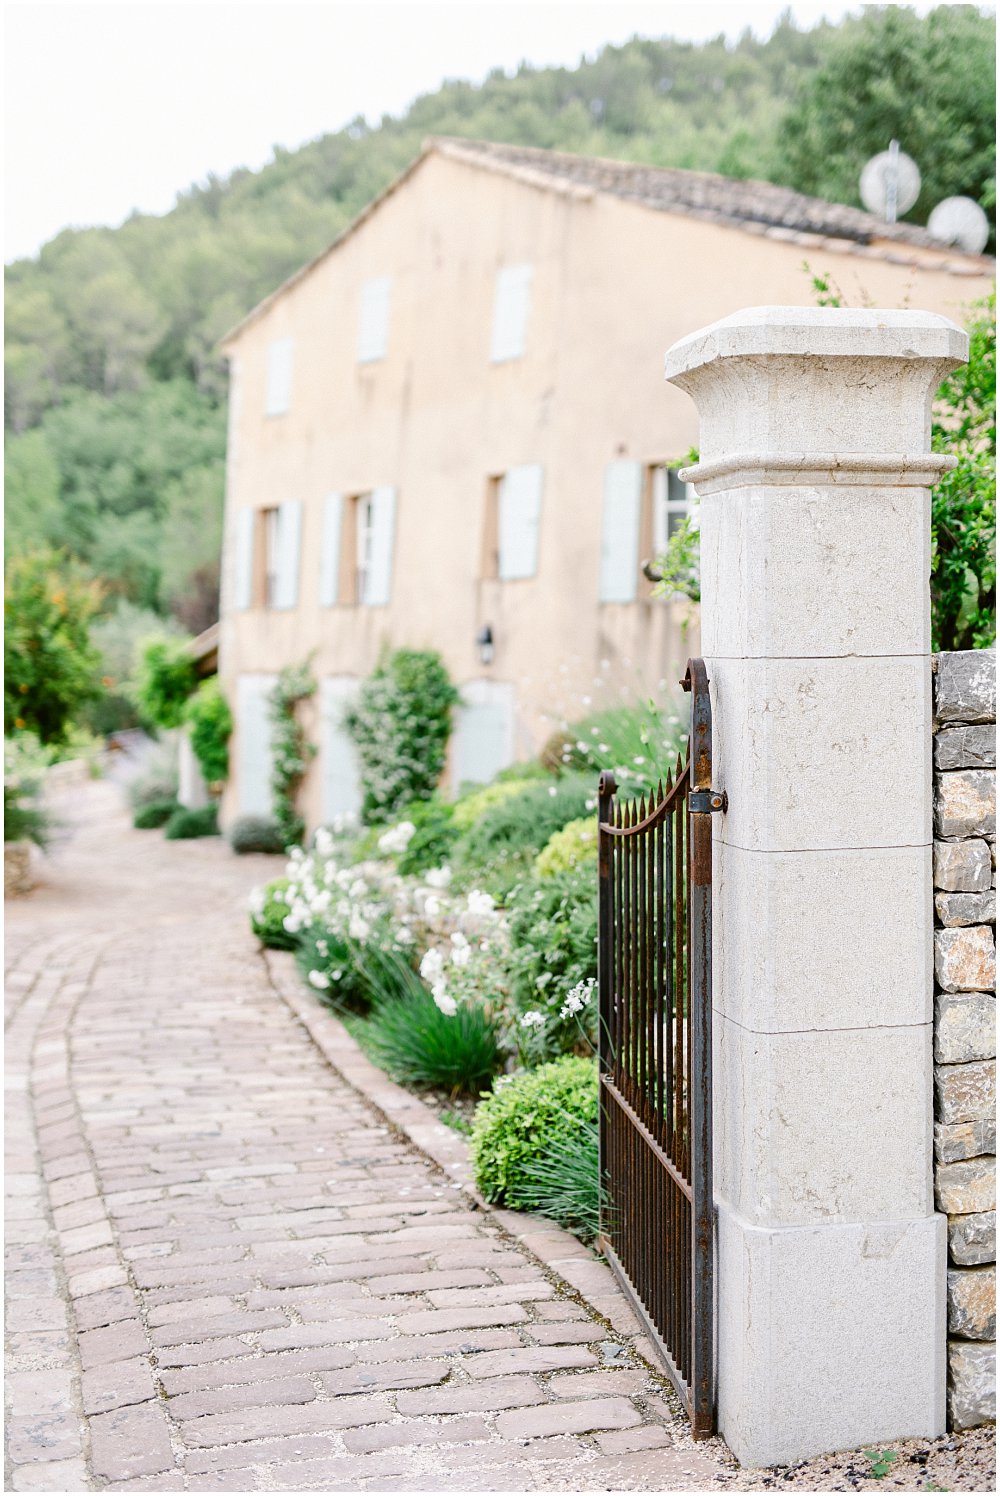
left=704, top=1422, right=995, bottom=1492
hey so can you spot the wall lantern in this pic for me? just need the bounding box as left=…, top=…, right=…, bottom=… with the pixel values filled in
left=476, top=624, right=495, bottom=666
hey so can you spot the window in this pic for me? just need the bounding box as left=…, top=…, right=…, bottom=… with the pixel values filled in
left=264, top=337, right=294, bottom=416
left=333, top=488, right=397, bottom=606
left=651, top=465, right=698, bottom=558
left=490, top=264, right=533, bottom=363
left=355, top=494, right=376, bottom=603
left=263, top=507, right=281, bottom=606
left=357, top=277, right=391, bottom=363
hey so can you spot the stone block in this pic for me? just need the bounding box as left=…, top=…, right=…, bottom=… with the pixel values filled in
left=715, top=842, right=931, bottom=1032
left=935, top=1119, right=996, bottom=1164
left=934, top=839, right=992, bottom=892
left=949, top=1211, right=997, bottom=1266
left=934, top=926, right=996, bottom=994
left=935, top=725, right=996, bottom=771
left=711, top=655, right=929, bottom=853
left=935, top=770, right=996, bottom=839
left=935, top=650, right=996, bottom=726
left=935, top=1060, right=996, bottom=1124
left=935, top=891, right=996, bottom=927
left=715, top=1200, right=945, bottom=1468
left=934, top=993, right=996, bottom=1063
left=715, top=1016, right=932, bottom=1225
left=936, top=1157, right=997, bottom=1214
left=947, top=1340, right=996, bottom=1429
left=948, top=1266, right=996, bottom=1339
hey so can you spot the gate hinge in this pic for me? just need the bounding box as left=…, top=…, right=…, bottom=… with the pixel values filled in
left=689, top=789, right=728, bottom=814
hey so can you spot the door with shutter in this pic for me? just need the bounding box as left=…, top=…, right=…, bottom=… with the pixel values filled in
left=236, top=674, right=278, bottom=817
left=498, top=465, right=543, bottom=580
left=452, top=680, right=516, bottom=791
left=599, top=460, right=643, bottom=603
left=320, top=677, right=363, bottom=824
left=364, top=486, right=396, bottom=606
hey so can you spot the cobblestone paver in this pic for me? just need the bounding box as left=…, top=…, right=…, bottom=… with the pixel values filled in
left=5, top=780, right=726, bottom=1491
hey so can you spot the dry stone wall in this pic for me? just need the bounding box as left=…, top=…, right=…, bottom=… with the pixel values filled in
left=932, top=648, right=996, bottom=1430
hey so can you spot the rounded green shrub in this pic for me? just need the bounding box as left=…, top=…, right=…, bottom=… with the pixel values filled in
left=534, top=816, right=596, bottom=879
left=229, top=815, right=286, bottom=855
left=452, top=775, right=592, bottom=901
left=451, top=778, right=539, bottom=832
left=249, top=877, right=297, bottom=949
left=164, top=803, right=218, bottom=839
left=471, top=1056, right=598, bottom=1209
left=133, top=797, right=179, bottom=830
left=185, top=679, right=232, bottom=786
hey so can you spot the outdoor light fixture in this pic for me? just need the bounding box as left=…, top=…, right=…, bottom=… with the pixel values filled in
left=476, top=624, right=495, bottom=666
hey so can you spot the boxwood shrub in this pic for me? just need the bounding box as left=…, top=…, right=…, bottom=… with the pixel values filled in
left=229, top=815, right=286, bottom=855
left=471, top=1056, right=598, bottom=1211
left=164, top=804, right=219, bottom=839
left=133, top=797, right=179, bottom=830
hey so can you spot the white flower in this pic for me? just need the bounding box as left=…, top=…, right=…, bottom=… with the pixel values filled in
left=310, top=890, right=331, bottom=913
left=283, top=914, right=302, bottom=934
left=316, top=939, right=329, bottom=956
left=432, top=982, right=457, bottom=1017
left=349, top=877, right=367, bottom=899
left=378, top=820, right=416, bottom=855
left=520, top=1010, right=545, bottom=1029
left=560, top=978, right=597, bottom=1020
left=424, top=894, right=441, bottom=918
left=451, top=944, right=471, bottom=968
left=248, top=887, right=266, bottom=916
left=314, top=827, right=334, bottom=857
left=349, top=914, right=371, bottom=942
left=420, top=948, right=445, bottom=984
left=397, top=926, right=414, bottom=945
left=466, top=890, right=495, bottom=917
left=548, top=786, right=557, bottom=796
left=424, top=865, right=452, bottom=889
left=308, top=970, right=330, bottom=990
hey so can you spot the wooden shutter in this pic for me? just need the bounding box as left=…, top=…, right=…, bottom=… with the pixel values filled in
left=265, top=337, right=294, bottom=415
left=365, top=486, right=397, bottom=606
left=273, top=501, right=302, bottom=610
left=357, top=277, right=391, bottom=363
left=599, top=460, right=643, bottom=603
left=490, top=264, right=533, bottom=362
left=498, top=464, right=543, bottom=580
left=234, top=508, right=255, bottom=610
left=319, top=493, right=343, bottom=606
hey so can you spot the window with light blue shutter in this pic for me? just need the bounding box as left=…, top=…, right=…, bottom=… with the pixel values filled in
left=265, top=337, right=294, bottom=415
left=364, top=486, right=396, bottom=606
left=272, top=501, right=302, bottom=610
left=599, top=460, right=643, bottom=603
left=234, top=508, right=255, bottom=610
left=498, top=465, right=543, bottom=580
left=319, top=493, right=343, bottom=606
left=490, top=264, right=533, bottom=362
left=357, top=277, right=391, bottom=363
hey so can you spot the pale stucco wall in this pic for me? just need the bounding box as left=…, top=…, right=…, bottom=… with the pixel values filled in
left=218, top=149, right=993, bottom=833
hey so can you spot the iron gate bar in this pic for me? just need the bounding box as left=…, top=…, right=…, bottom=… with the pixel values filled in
left=596, top=656, right=718, bottom=1439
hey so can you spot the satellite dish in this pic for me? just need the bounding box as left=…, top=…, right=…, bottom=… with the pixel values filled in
left=927, top=197, right=990, bottom=255
left=860, top=141, right=921, bottom=222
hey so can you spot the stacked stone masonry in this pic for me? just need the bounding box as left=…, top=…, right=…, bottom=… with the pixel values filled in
left=932, top=649, right=996, bottom=1430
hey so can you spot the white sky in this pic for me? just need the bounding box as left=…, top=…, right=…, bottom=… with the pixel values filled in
left=4, top=0, right=948, bottom=263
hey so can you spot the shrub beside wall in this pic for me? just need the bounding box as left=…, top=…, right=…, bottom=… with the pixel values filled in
left=931, top=649, right=996, bottom=1431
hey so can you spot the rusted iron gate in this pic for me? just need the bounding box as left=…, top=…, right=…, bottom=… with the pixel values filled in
left=596, top=657, right=723, bottom=1438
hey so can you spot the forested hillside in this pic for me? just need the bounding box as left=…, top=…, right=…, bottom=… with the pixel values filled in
left=5, top=5, right=995, bottom=640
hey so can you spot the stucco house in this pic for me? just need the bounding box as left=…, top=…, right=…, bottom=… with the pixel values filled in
left=217, top=137, right=993, bottom=833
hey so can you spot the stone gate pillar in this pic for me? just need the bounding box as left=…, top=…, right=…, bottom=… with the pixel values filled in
left=664, top=307, right=968, bottom=1467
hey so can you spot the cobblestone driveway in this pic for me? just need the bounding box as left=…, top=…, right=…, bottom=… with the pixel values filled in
left=5, top=779, right=725, bottom=1492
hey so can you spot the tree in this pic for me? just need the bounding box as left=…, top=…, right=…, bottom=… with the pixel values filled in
left=4, top=549, right=103, bottom=742
left=134, top=636, right=197, bottom=729
left=3, top=430, right=62, bottom=558
left=775, top=7, right=996, bottom=237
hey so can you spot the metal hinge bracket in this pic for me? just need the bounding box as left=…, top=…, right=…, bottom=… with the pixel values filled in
left=688, top=790, right=728, bottom=814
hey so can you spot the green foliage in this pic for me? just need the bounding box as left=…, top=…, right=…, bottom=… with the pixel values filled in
left=295, top=923, right=369, bottom=1012
left=344, top=650, right=459, bottom=825
left=163, top=803, right=219, bottom=839
left=132, top=797, right=179, bottom=829
left=3, top=782, right=50, bottom=848
left=184, top=678, right=232, bottom=786
left=3, top=740, right=51, bottom=847
left=268, top=663, right=317, bottom=847
left=505, top=863, right=599, bottom=1060
left=931, top=294, right=996, bottom=651
left=356, top=948, right=502, bottom=1095
left=135, top=636, right=197, bottom=729
left=471, top=1057, right=598, bottom=1208
left=862, top=1451, right=899, bottom=1480
left=4, top=548, right=102, bottom=743
left=229, top=815, right=287, bottom=855
left=534, top=816, right=596, bottom=879
left=452, top=777, right=540, bottom=832
left=395, top=797, right=459, bottom=877
left=249, top=877, right=298, bottom=948
left=560, top=700, right=687, bottom=800
left=515, top=1123, right=601, bottom=1241
left=452, top=776, right=592, bottom=901
left=775, top=6, right=996, bottom=240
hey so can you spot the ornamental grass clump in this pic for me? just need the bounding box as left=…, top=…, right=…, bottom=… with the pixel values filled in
left=451, top=775, right=592, bottom=901
left=229, top=815, right=286, bottom=855
left=471, top=1057, right=599, bottom=1235
left=560, top=700, right=686, bottom=799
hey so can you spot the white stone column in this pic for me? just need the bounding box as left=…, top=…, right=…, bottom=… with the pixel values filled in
left=664, top=307, right=968, bottom=1467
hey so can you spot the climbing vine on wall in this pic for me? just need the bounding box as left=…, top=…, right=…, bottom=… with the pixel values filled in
left=268, top=662, right=317, bottom=847
left=344, top=649, right=459, bottom=825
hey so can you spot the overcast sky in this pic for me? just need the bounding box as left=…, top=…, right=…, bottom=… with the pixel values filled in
left=5, top=0, right=946, bottom=263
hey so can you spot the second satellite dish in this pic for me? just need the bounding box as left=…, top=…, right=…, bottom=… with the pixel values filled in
left=927, top=197, right=991, bottom=255
left=860, top=142, right=921, bottom=222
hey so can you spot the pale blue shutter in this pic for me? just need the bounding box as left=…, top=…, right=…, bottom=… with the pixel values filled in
left=321, top=677, right=363, bottom=823
left=365, top=486, right=396, bottom=606
left=498, top=465, right=543, bottom=580
left=237, top=674, right=277, bottom=817
left=265, top=337, right=294, bottom=415
left=599, top=460, right=643, bottom=603
left=357, top=277, right=392, bottom=363
left=453, top=681, right=515, bottom=790
left=234, top=508, right=254, bottom=610
left=273, top=501, right=302, bottom=609
left=490, top=265, right=533, bottom=362
left=319, top=493, right=343, bottom=606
